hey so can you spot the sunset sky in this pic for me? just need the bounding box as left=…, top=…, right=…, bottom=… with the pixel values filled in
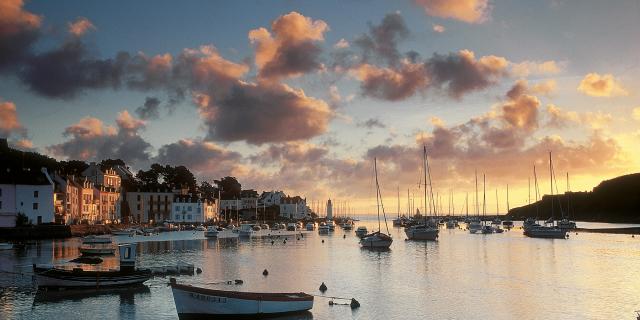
left=1, top=0, right=639, bottom=214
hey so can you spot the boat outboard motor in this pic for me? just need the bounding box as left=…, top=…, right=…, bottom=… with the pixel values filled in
left=119, top=243, right=137, bottom=272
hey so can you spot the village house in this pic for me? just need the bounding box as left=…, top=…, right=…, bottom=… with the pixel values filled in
left=171, top=194, right=218, bottom=223
left=0, top=168, right=55, bottom=227
left=124, top=188, right=175, bottom=223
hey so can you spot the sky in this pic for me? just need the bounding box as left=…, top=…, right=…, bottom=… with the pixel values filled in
left=1, top=0, right=639, bottom=215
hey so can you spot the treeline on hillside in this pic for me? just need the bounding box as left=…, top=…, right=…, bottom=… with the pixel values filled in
left=507, top=173, right=640, bottom=223
left=0, top=141, right=255, bottom=200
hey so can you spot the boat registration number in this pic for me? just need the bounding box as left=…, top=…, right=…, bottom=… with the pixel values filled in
left=189, top=293, right=227, bottom=303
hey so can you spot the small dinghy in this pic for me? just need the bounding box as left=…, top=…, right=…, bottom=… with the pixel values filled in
left=169, top=278, right=314, bottom=318
left=82, top=235, right=112, bottom=244
left=79, top=245, right=116, bottom=255
left=34, top=244, right=151, bottom=289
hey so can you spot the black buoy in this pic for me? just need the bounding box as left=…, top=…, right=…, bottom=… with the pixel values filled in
left=283, top=239, right=287, bottom=244
left=322, top=239, right=325, bottom=243
left=343, top=235, right=346, bottom=239
left=263, top=269, right=269, bottom=276
left=196, top=267, right=202, bottom=274
left=235, top=279, right=243, bottom=285
left=319, top=282, right=327, bottom=292
left=297, top=237, right=300, bottom=241
left=328, top=300, right=334, bottom=306
left=350, top=298, right=360, bottom=309
left=301, top=234, right=304, bottom=238
left=271, top=240, right=275, bottom=245
left=632, top=235, right=635, bottom=238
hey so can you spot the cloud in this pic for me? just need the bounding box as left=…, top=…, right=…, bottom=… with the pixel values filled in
left=68, top=17, right=95, bottom=37
left=351, top=61, right=429, bottom=101
left=48, top=111, right=151, bottom=164
left=354, top=12, right=409, bottom=65
left=135, top=96, right=161, bottom=120
left=426, top=49, right=508, bottom=99
left=20, top=40, right=130, bottom=98
left=432, top=24, right=446, bottom=33
left=357, top=118, right=386, bottom=129
left=0, top=100, right=27, bottom=138
left=10, top=138, right=34, bottom=151
left=197, top=81, right=333, bottom=144
left=511, top=60, right=563, bottom=77
left=633, top=107, right=640, bottom=121
left=249, top=11, right=328, bottom=80
left=154, top=139, right=245, bottom=179
left=545, top=104, right=612, bottom=130
left=414, top=0, right=490, bottom=23
left=334, top=38, right=349, bottom=49
left=0, top=0, right=41, bottom=71
left=577, top=73, right=628, bottom=97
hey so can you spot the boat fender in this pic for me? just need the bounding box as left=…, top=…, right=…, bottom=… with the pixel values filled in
left=196, top=268, right=202, bottom=274
left=263, top=269, right=269, bottom=276
left=319, top=282, right=327, bottom=292
left=235, top=279, right=243, bottom=285
left=350, top=298, right=361, bottom=309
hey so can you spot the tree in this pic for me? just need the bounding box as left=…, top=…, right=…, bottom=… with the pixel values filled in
left=241, top=189, right=258, bottom=198
left=99, top=159, right=125, bottom=170
left=15, top=212, right=30, bottom=227
left=214, top=176, right=242, bottom=200
left=136, top=169, right=160, bottom=186
left=199, top=181, right=218, bottom=200
left=59, top=160, right=89, bottom=176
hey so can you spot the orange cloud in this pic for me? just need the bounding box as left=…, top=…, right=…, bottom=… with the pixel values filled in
left=415, top=0, right=490, bottom=23
left=0, top=100, right=24, bottom=137
left=68, top=17, right=95, bottom=37
left=350, top=61, right=429, bottom=101
left=0, top=0, right=41, bottom=37
left=249, top=12, right=328, bottom=80
left=577, top=73, right=628, bottom=97
left=632, top=107, right=640, bottom=121
left=511, top=60, right=563, bottom=77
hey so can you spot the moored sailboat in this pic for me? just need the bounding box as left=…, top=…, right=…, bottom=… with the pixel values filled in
left=524, top=152, right=567, bottom=239
left=405, top=146, right=439, bottom=241
left=361, top=158, right=393, bottom=249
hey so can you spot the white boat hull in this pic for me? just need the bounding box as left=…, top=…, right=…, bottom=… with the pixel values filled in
left=171, top=284, right=313, bottom=316
left=360, top=233, right=393, bottom=248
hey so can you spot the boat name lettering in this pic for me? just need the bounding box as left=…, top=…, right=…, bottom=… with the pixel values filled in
left=189, top=293, right=227, bottom=303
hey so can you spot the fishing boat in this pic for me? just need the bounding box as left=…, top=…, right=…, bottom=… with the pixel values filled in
left=445, top=219, right=456, bottom=229
left=82, top=235, right=112, bottom=244
left=169, top=278, right=313, bottom=318
left=205, top=226, right=223, bottom=238
left=360, top=157, right=393, bottom=249
left=557, top=218, right=576, bottom=230
left=327, top=220, right=336, bottom=231
left=405, top=146, right=439, bottom=241
left=341, top=221, right=353, bottom=230
left=468, top=219, right=482, bottom=234
left=355, top=226, right=368, bottom=238
left=305, top=222, right=316, bottom=231
left=0, top=242, right=13, bottom=250
left=79, top=245, right=116, bottom=255
left=34, top=244, right=151, bottom=289
left=481, top=225, right=494, bottom=234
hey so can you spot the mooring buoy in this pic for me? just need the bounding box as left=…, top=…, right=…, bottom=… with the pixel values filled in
left=319, top=282, right=327, bottom=292
left=196, top=268, right=202, bottom=274
left=350, top=298, right=361, bottom=309
left=263, top=269, right=269, bottom=276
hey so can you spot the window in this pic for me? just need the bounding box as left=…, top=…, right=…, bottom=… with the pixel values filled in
left=34, top=190, right=39, bottom=198
left=137, top=204, right=141, bottom=210
left=187, top=215, right=192, bottom=220
left=0, top=201, right=2, bottom=209
left=188, top=206, right=192, bottom=211
left=33, top=203, right=38, bottom=210
left=175, top=214, right=179, bottom=220
left=0, top=187, right=2, bottom=196
left=137, top=195, right=141, bottom=201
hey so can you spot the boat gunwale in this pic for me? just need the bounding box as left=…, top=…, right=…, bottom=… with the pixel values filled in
left=171, top=283, right=313, bottom=302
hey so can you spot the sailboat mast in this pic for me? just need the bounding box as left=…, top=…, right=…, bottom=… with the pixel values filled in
left=506, top=184, right=510, bottom=212
left=397, top=186, right=400, bottom=219
left=483, top=174, right=486, bottom=224
left=465, top=192, right=469, bottom=217
left=549, top=151, right=553, bottom=220
left=475, top=170, right=479, bottom=217
left=423, top=146, right=428, bottom=222
left=374, top=158, right=381, bottom=232
left=534, top=165, right=539, bottom=220
left=495, top=188, right=499, bottom=215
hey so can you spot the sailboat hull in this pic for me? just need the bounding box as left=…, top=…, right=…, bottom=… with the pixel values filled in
left=360, top=233, right=393, bottom=248
left=404, top=226, right=439, bottom=240
left=524, top=226, right=567, bottom=239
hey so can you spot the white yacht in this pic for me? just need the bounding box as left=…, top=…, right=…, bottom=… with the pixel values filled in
left=238, top=224, right=255, bottom=237
left=205, top=226, right=222, bottom=238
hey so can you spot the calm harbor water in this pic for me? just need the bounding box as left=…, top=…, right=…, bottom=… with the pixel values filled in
left=1, top=219, right=639, bottom=320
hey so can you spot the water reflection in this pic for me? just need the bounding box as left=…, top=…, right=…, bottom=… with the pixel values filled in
left=33, top=285, right=150, bottom=305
